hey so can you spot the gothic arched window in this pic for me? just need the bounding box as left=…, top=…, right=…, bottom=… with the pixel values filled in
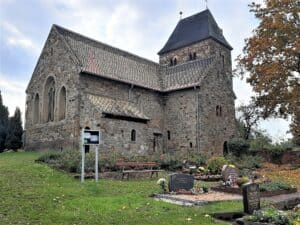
left=43, top=76, right=55, bottom=122
left=58, top=86, right=66, bottom=120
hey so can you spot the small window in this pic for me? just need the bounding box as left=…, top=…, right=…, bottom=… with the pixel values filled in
left=167, top=130, right=171, bottom=140
left=222, top=55, right=225, bottom=68
left=189, top=142, right=193, bottom=148
left=131, top=129, right=136, bottom=142
left=193, top=52, right=197, bottom=60
left=173, top=58, right=177, bottom=65
left=121, top=130, right=124, bottom=138
left=189, top=53, right=193, bottom=61
left=216, top=105, right=219, bottom=116
left=170, top=58, right=173, bottom=66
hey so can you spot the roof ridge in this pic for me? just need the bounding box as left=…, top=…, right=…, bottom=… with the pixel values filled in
left=53, top=24, right=161, bottom=67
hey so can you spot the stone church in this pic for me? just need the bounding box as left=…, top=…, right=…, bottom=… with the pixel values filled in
left=24, top=9, right=236, bottom=157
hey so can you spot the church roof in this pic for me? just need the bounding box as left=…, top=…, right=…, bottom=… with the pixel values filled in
left=158, top=9, right=232, bottom=55
left=87, top=94, right=150, bottom=121
left=53, top=24, right=216, bottom=92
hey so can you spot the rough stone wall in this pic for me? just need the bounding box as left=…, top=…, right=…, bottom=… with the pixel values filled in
left=79, top=74, right=165, bottom=157
left=164, top=89, right=198, bottom=155
left=197, top=56, right=236, bottom=156
left=24, top=28, right=81, bottom=150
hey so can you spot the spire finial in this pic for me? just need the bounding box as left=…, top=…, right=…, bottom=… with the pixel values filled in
left=205, top=0, right=208, bottom=9
left=179, top=11, right=183, bottom=20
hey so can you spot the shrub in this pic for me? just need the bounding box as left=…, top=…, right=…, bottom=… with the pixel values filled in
left=36, top=152, right=61, bottom=163
left=225, top=154, right=264, bottom=170
left=201, top=184, right=209, bottom=193
left=207, top=157, right=228, bottom=174
left=245, top=208, right=295, bottom=225
left=259, top=181, right=293, bottom=192
left=228, top=138, right=250, bottom=156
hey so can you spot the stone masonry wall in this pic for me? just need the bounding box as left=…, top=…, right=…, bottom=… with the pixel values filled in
left=164, top=89, right=198, bottom=155
left=79, top=74, right=165, bottom=157
left=24, top=28, right=81, bottom=150
left=197, top=57, right=236, bottom=156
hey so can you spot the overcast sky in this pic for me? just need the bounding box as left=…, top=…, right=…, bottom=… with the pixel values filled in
left=0, top=0, right=291, bottom=141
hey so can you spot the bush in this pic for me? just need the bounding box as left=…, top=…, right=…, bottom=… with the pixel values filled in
left=228, top=138, right=250, bottom=156
left=225, top=154, right=264, bottom=170
left=201, top=183, right=209, bottom=193
left=207, top=157, right=228, bottom=174
left=245, top=207, right=295, bottom=225
left=259, top=181, right=293, bottom=192
left=36, top=152, right=61, bottom=163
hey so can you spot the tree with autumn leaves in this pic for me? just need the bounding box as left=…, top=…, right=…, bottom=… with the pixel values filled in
left=236, top=0, right=300, bottom=144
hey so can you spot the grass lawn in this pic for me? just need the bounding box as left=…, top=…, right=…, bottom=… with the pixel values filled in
left=0, top=152, right=242, bottom=225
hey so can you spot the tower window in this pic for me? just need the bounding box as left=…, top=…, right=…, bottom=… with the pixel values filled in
left=222, top=55, right=225, bottom=68
left=131, top=129, right=136, bottom=142
left=216, top=105, right=223, bottom=117
left=190, top=142, right=193, bottom=148
left=189, top=52, right=197, bottom=61
left=173, top=57, right=177, bottom=65
left=193, top=52, right=197, bottom=60
left=170, top=58, right=173, bottom=66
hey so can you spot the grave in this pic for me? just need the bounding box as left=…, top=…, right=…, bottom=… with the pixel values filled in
left=221, top=165, right=240, bottom=187
left=168, top=173, right=194, bottom=192
left=242, top=182, right=260, bottom=214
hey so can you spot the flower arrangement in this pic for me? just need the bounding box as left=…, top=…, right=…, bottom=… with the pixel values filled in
left=157, top=178, right=167, bottom=193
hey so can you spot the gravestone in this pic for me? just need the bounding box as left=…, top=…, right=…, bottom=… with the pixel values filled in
left=168, top=173, right=194, bottom=192
left=222, top=165, right=240, bottom=181
left=242, top=182, right=260, bottom=214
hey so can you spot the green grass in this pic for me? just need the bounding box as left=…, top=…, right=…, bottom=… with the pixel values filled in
left=0, top=152, right=242, bottom=225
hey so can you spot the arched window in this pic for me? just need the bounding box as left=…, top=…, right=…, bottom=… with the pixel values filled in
left=216, top=105, right=219, bottom=116
left=173, top=57, right=177, bottom=65
left=223, top=141, right=228, bottom=156
left=33, top=93, right=39, bottom=124
left=167, top=130, right=171, bottom=140
left=189, top=53, right=193, bottom=61
left=131, top=129, right=136, bottom=142
left=170, top=58, right=173, bottom=66
left=58, top=86, right=66, bottom=120
left=193, top=52, right=197, bottom=60
left=43, top=76, right=55, bottom=122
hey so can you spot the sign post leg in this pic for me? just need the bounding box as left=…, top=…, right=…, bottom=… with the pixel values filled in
left=81, top=130, right=85, bottom=183
left=95, top=145, right=99, bottom=182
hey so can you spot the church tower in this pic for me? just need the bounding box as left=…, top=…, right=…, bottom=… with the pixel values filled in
left=158, top=9, right=232, bottom=74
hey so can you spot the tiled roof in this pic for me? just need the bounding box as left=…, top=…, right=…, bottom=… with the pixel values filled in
left=53, top=24, right=215, bottom=92
left=162, top=56, right=214, bottom=91
left=158, top=9, right=232, bottom=55
left=87, top=94, right=150, bottom=120
left=54, top=25, right=162, bottom=90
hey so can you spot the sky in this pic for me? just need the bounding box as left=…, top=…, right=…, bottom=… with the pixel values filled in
left=0, top=0, right=292, bottom=141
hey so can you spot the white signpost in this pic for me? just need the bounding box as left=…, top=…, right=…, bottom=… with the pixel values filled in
left=81, top=129, right=101, bottom=183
